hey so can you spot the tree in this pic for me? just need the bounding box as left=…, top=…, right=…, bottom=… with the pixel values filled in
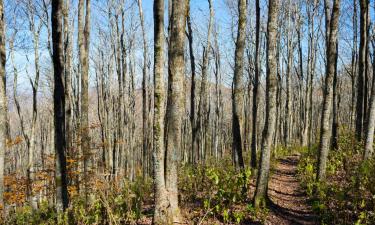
left=364, top=39, right=375, bottom=159
left=254, top=0, right=279, bottom=208
left=232, top=0, right=247, bottom=169
left=52, top=0, right=69, bottom=211
left=317, top=0, right=341, bottom=182
left=153, top=0, right=186, bottom=223
left=137, top=0, right=149, bottom=177
left=355, top=0, right=368, bottom=140
left=152, top=0, right=167, bottom=222
left=0, top=0, right=5, bottom=212
left=78, top=0, right=91, bottom=201
left=251, top=0, right=260, bottom=169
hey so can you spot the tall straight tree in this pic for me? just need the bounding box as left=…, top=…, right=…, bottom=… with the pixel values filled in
left=153, top=0, right=186, bottom=223
left=355, top=0, right=368, bottom=140
left=152, top=0, right=166, bottom=222
left=254, top=0, right=279, bottom=208
left=251, top=0, right=260, bottom=169
left=78, top=0, right=91, bottom=200
left=186, top=0, right=197, bottom=164
left=52, top=0, right=69, bottom=211
left=317, top=0, right=340, bottom=182
left=232, top=0, right=247, bottom=169
left=0, top=0, right=5, bottom=211
left=137, top=0, right=149, bottom=177
left=364, top=40, right=375, bottom=159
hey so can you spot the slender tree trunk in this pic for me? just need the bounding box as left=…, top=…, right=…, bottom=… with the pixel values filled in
left=52, top=0, right=69, bottom=211
left=254, top=0, right=279, bottom=208
left=351, top=0, right=358, bottom=129
left=331, top=43, right=339, bottom=150
left=232, top=0, right=247, bottom=169
left=364, top=40, right=375, bottom=159
left=137, top=0, right=149, bottom=178
left=0, top=0, right=5, bottom=212
left=186, top=0, right=197, bottom=164
left=251, top=0, right=260, bottom=169
left=317, top=0, right=340, bottom=182
left=355, top=0, right=368, bottom=140
left=284, top=1, right=293, bottom=146
left=78, top=0, right=91, bottom=202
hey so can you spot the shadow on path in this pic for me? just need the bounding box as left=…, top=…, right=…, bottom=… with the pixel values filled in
left=265, top=155, right=318, bottom=225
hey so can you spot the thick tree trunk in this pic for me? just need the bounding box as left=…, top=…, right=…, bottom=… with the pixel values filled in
left=52, top=0, right=69, bottom=211
left=157, top=0, right=186, bottom=223
left=232, top=0, right=247, bottom=169
left=153, top=0, right=168, bottom=222
left=254, top=0, right=279, bottom=208
left=317, top=0, right=340, bottom=182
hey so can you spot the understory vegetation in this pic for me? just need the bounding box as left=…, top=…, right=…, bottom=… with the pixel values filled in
left=1, top=156, right=270, bottom=225
left=298, top=131, right=375, bottom=225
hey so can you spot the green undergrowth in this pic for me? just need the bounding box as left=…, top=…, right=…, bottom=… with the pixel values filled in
left=2, top=176, right=152, bottom=225
left=179, top=156, right=268, bottom=224
left=298, top=131, right=375, bottom=224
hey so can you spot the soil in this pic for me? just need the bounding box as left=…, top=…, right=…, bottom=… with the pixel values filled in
left=265, top=154, right=318, bottom=225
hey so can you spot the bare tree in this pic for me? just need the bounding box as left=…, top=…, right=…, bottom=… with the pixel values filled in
left=152, top=0, right=166, bottom=223
left=254, top=0, right=279, bottom=208
left=164, top=0, right=186, bottom=222
left=232, top=0, right=247, bottom=169
left=52, top=0, right=69, bottom=211
left=251, top=0, right=260, bottom=169
left=0, top=0, right=5, bottom=212
left=137, top=0, right=149, bottom=177
left=78, top=0, right=91, bottom=201
left=364, top=38, right=375, bottom=159
left=317, top=0, right=341, bottom=182
left=355, top=0, right=368, bottom=140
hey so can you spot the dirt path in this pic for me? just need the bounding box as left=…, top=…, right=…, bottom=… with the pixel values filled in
left=265, top=154, right=317, bottom=225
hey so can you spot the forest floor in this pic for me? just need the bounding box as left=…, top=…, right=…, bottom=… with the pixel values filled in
left=264, top=154, right=317, bottom=225
left=138, top=154, right=318, bottom=225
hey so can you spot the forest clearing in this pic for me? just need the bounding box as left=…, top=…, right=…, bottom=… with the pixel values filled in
left=0, top=0, right=374, bottom=224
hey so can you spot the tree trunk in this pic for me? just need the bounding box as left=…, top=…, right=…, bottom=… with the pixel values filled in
left=52, top=0, right=69, bottom=211
left=0, top=0, right=5, bottom=212
left=78, top=0, right=91, bottom=202
left=254, top=0, right=279, bottom=208
left=355, top=0, right=368, bottom=140
left=186, top=0, right=197, bottom=164
left=364, top=40, right=375, bottom=159
left=251, top=0, right=260, bottom=169
left=153, top=0, right=168, bottom=222
left=137, top=0, right=149, bottom=178
left=317, top=0, right=340, bottom=182
left=232, top=0, right=247, bottom=169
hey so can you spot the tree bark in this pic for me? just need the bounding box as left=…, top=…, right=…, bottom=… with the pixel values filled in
left=232, top=0, right=247, bottom=169
left=355, top=0, right=368, bottom=140
left=254, top=0, right=279, bottom=208
left=0, top=0, right=5, bottom=212
left=52, top=0, right=69, bottom=211
left=78, top=0, right=91, bottom=202
left=364, top=40, right=375, bottom=159
left=317, top=0, right=340, bottom=182
left=251, top=0, right=260, bottom=169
